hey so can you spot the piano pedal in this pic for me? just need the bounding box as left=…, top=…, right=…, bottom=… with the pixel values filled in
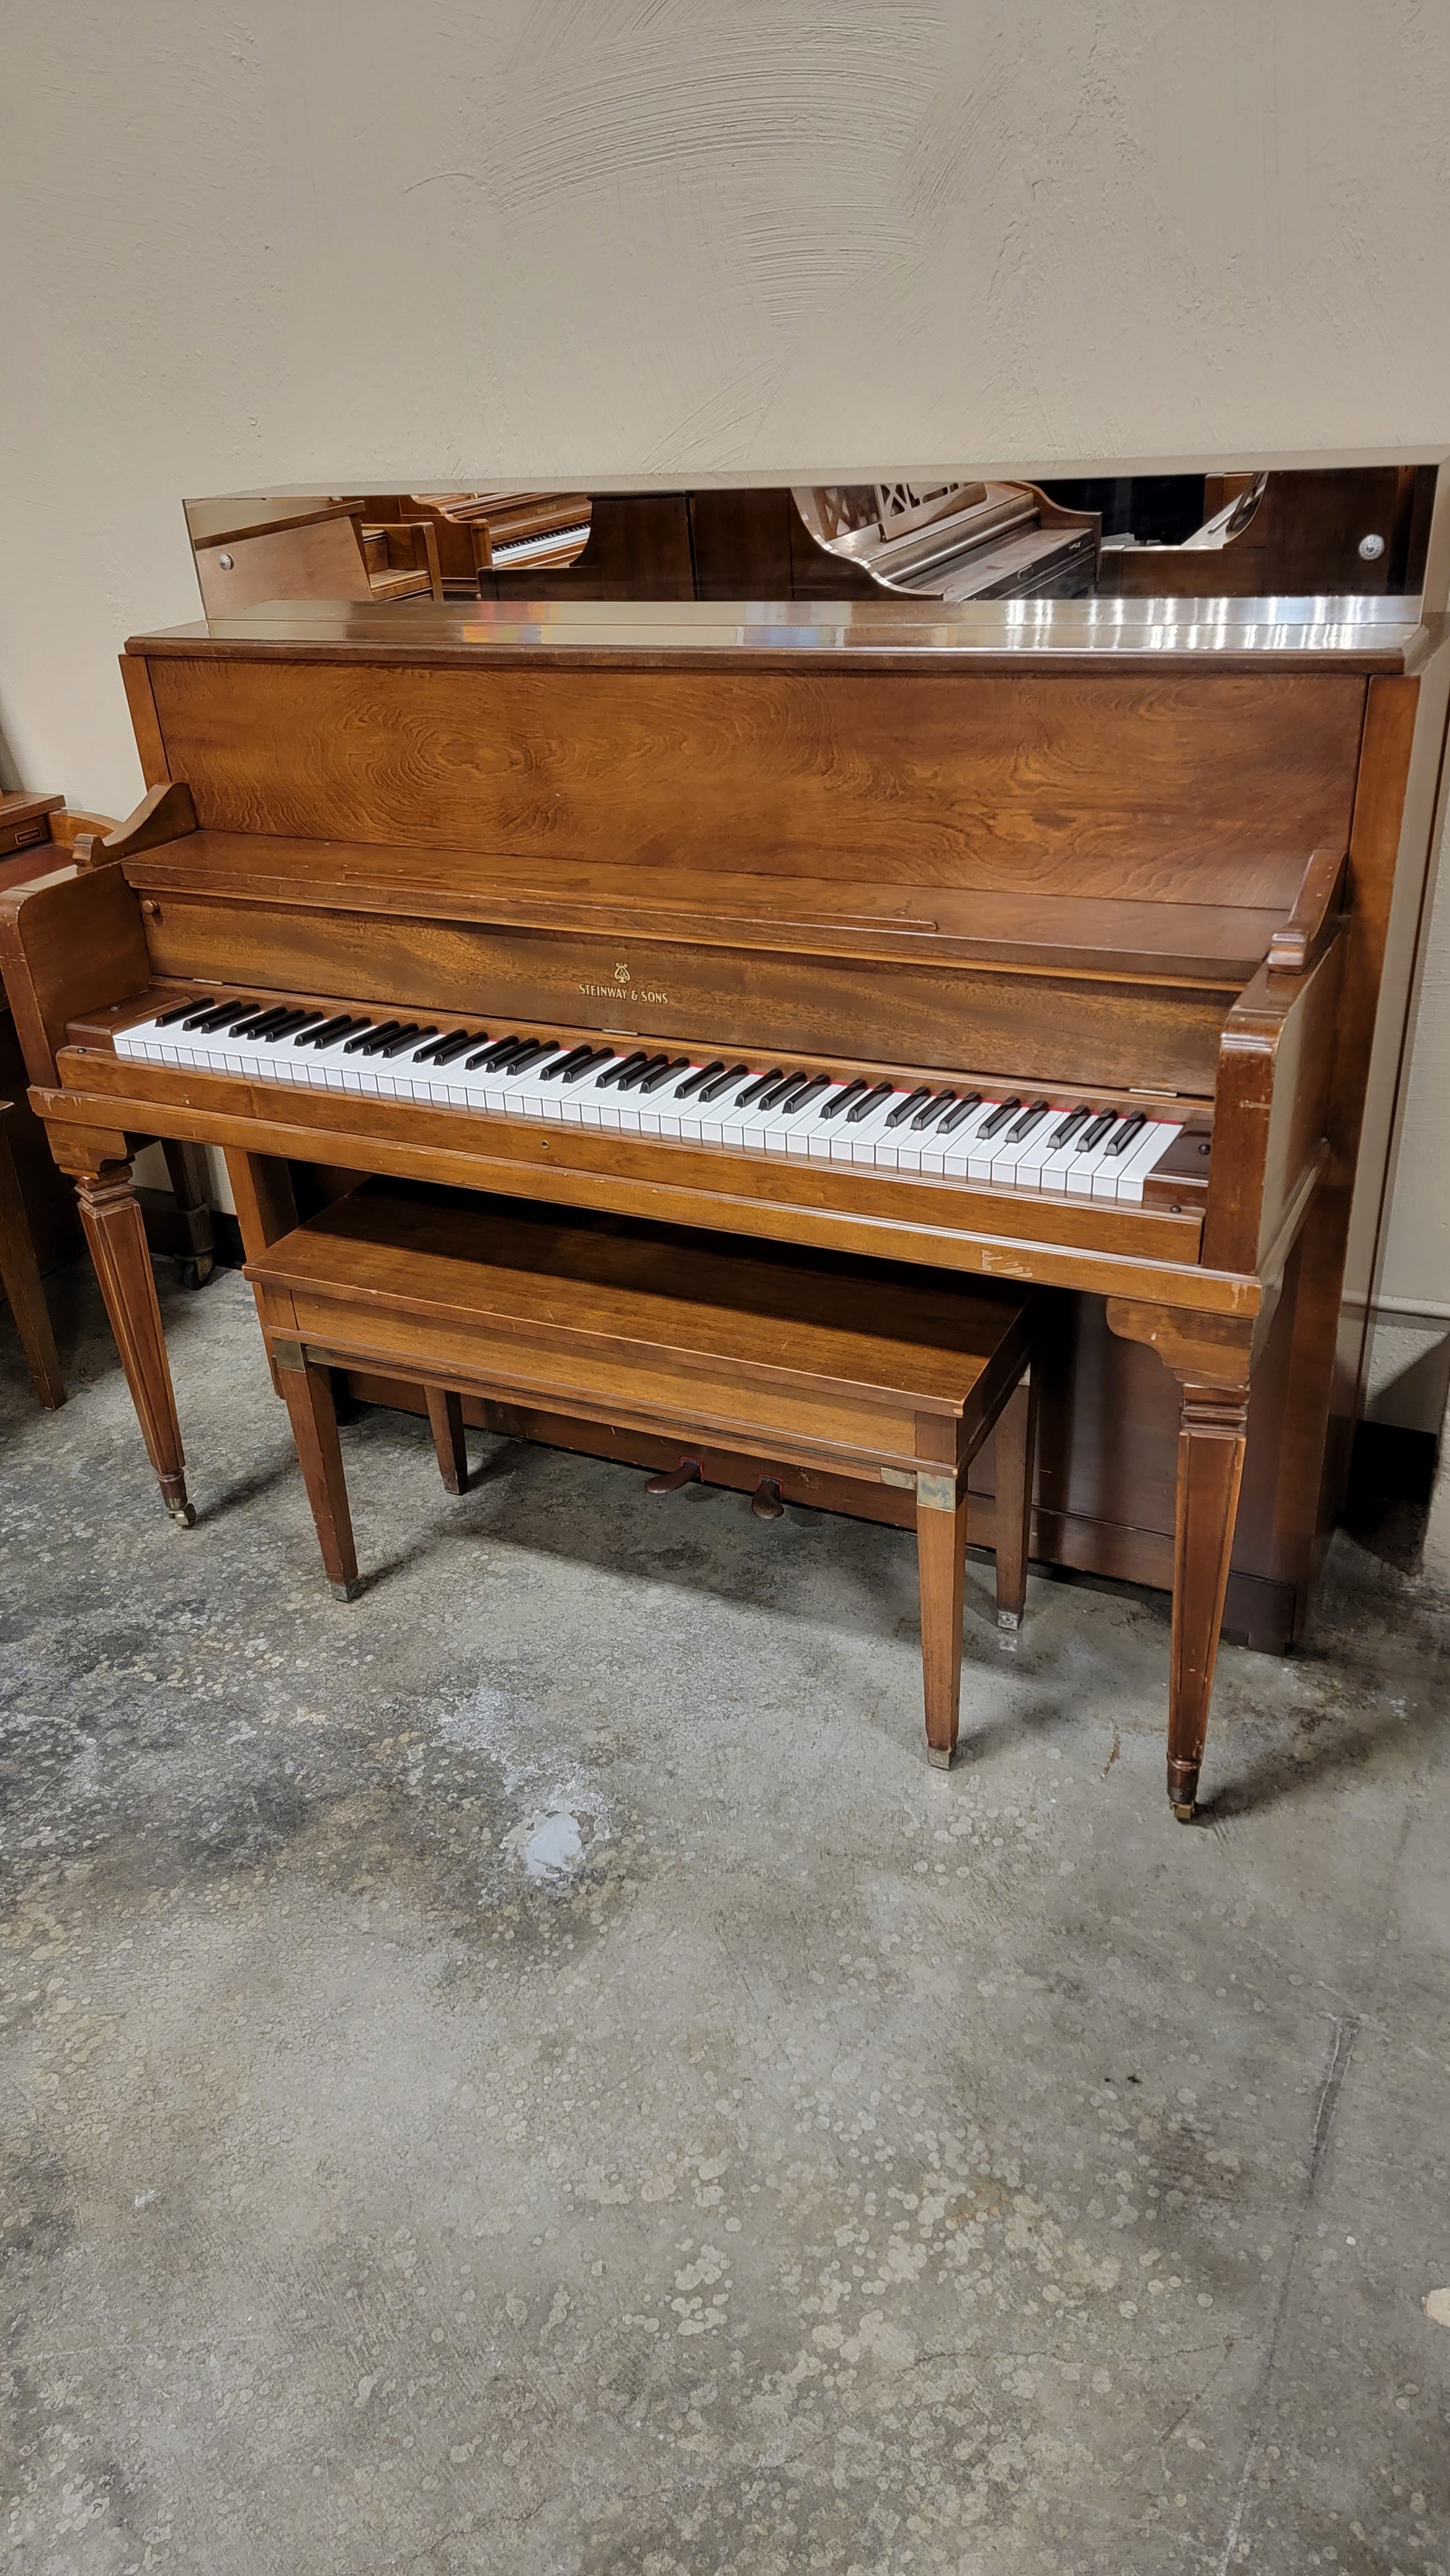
left=645, top=1455, right=702, bottom=1495
left=751, top=1477, right=785, bottom=1520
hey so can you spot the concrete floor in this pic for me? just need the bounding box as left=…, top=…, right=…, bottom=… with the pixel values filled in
left=2, top=1260, right=1448, bottom=2576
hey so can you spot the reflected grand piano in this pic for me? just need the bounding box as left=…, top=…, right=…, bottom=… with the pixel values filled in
left=2, top=591, right=1443, bottom=1816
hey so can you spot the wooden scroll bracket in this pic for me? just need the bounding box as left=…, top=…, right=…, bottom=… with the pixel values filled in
left=1105, top=1299, right=1259, bottom=1820
left=49, top=1125, right=193, bottom=1526
left=1266, top=846, right=1348, bottom=975
left=74, top=781, right=197, bottom=873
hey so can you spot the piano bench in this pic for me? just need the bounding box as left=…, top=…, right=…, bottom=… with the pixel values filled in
left=243, top=1180, right=1040, bottom=1770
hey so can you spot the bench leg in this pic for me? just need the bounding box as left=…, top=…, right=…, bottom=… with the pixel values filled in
left=426, top=1385, right=469, bottom=1493
left=917, top=1483, right=968, bottom=1769
left=992, top=1369, right=1039, bottom=1630
left=0, top=1122, right=64, bottom=1409
left=275, top=1344, right=361, bottom=1599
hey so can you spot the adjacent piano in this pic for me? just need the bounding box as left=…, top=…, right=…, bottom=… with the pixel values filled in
left=2, top=590, right=1444, bottom=1817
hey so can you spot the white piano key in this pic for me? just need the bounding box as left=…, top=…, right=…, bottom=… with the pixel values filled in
left=985, top=1106, right=1056, bottom=1186
left=1089, top=1116, right=1156, bottom=1199
left=827, top=1090, right=907, bottom=1164
left=965, top=1104, right=1023, bottom=1182
left=1108, top=1119, right=1184, bottom=1203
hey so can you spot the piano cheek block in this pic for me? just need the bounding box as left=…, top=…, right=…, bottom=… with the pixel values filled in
left=1140, top=1128, right=1212, bottom=1213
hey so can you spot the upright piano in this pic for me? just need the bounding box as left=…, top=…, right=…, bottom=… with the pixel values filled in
left=3, top=592, right=1444, bottom=1815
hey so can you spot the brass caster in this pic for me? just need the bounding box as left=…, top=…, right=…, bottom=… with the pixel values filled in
left=927, top=1744, right=955, bottom=1771
left=167, top=1501, right=196, bottom=1529
left=330, top=1577, right=364, bottom=1603
left=997, top=1608, right=1021, bottom=1631
left=1171, top=1799, right=1197, bottom=1824
left=751, top=1477, right=784, bottom=1520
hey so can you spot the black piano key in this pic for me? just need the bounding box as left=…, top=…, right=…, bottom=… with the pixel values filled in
left=155, top=996, right=212, bottom=1027
left=1105, top=1110, right=1148, bottom=1156
left=778, top=1074, right=831, bottom=1115
left=697, top=1063, right=750, bottom=1103
left=977, top=1096, right=1022, bottom=1141
left=355, top=1021, right=411, bottom=1056
left=294, top=1015, right=351, bottom=1049
left=846, top=1081, right=894, bottom=1125
left=885, top=1086, right=933, bottom=1130
left=614, top=1054, right=670, bottom=1094
left=466, top=1035, right=527, bottom=1070
left=755, top=1068, right=805, bottom=1112
left=1006, top=1100, right=1051, bottom=1143
left=818, top=1077, right=869, bottom=1122
left=1046, top=1104, right=1089, bottom=1149
left=538, top=1044, right=597, bottom=1082
left=672, top=1060, right=725, bottom=1101
left=183, top=998, right=253, bottom=1030
left=339, top=1021, right=383, bottom=1053
left=229, top=1005, right=294, bottom=1038
left=594, top=1050, right=650, bottom=1090
left=1078, top=1110, right=1118, bottom=1153
left=413, top=1028, right=474, bottom=1065
left=936, top=1092, right=984, bottom=1135
left=637, top=1056, right=691, bottom=1094
left=911, top=1090, right=959, bottom=1132
left=735, top=1068, right=786, bottom=1109
left=504, top=1039, right=559, bottom=1074
left=261, top=1010, right=324, bottom=1043
left=379, top=1025, right=439, bottom=1059
left=563, top=1048, right=614, bottom=1084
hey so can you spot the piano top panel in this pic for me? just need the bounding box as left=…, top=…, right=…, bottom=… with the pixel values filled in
left=126, top=593, right=1442, bottom=676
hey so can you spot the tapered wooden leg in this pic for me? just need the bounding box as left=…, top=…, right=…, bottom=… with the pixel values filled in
left=917, top=1482, right=968, bottom=1769
left=426, top=1385, right=469, bottom=1493
left=76, top=1160, right=193, bottom=1522
left=992, top=1369, right=1038, bottom=1629
left=1169, top=1385, right=1250, bottom=1818
left=274, top=1341, right=361, bottom=1597
left=0, top=1113, right=64, bottom=1408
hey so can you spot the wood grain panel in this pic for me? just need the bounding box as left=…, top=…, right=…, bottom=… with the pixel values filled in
left=144, top=655, right=1366, bottom=906
left=139, top=895, right=1232, bottom=1095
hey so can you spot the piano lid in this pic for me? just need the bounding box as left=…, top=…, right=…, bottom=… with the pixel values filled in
left=130, top=592, right=1439, bottom=674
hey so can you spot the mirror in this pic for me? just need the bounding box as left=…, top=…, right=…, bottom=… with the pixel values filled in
left=184, top=466, right=1438, bottom=617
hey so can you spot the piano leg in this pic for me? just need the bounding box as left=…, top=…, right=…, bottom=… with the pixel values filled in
left=916, top=1477, right=968, bottom=1768
left=1169, top=1385, right=1250, bottom=1818
left=74, top=1157, right=194, bottom=1526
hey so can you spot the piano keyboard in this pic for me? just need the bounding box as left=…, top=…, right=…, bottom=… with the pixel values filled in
left=115, top=1000, right=1187, bottom=1203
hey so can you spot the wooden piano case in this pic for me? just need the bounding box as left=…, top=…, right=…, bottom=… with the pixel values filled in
left=3, top=595, right=1444, bottom=1812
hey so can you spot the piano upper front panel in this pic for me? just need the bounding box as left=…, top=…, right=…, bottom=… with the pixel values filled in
left=137, top=895, right=1237, bottom=1097
left=136, top=651, right=1365, bottom=909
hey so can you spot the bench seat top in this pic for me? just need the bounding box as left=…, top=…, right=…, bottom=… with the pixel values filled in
left=246, top=1180, right=1035, bottom=1419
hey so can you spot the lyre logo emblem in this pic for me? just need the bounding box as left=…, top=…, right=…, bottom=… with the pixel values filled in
left=614, top=961, right=631, bottom=983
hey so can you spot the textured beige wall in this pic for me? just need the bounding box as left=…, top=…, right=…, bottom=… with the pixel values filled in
left=6, top=1, right=1450, bottom=809
left=3, top=1, right=1448, bottom=1410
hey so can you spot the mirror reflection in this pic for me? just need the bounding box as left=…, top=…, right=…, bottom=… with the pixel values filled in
left=184, top=466, right=1437, bottom=618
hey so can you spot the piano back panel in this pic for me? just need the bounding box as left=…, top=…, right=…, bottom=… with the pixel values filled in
left=136, top=652, right=1364, bottom=912
left=139, top=895, right=1236, bottom=1098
